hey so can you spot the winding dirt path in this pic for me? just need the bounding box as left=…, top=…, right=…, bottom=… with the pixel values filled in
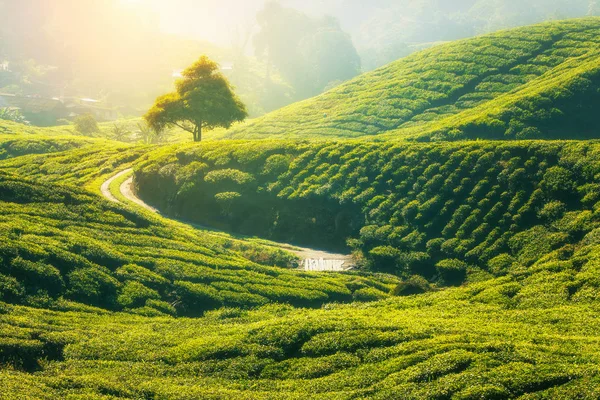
left=101, top=169, right=355, bottom=270
left=100, top=169, right=130, bottom=204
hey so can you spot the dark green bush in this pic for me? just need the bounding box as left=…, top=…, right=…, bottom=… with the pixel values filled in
left=391, top=275, right=432, bottom=296
left=435, top=259, right=468, bottom=285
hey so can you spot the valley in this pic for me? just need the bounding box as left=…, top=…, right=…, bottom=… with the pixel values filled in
left=2, top=13, right=600, bottom=400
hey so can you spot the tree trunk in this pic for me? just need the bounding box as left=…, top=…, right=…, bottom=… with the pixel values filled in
left=193, top=124, right=202, bottom=142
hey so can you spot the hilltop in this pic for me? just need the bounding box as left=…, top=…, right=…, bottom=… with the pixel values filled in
left=218, top=18, right=600, bottom=142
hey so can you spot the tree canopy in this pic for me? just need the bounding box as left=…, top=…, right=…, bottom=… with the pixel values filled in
left=144, top=56, right=248, bottom=142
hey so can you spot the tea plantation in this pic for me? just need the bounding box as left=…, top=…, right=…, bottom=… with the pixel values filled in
left=136, top=140, right=600, bottom=285
left=220, top=18, right=600, bottom=142
left=3, top=16, right=600, bottom=399
left=2, top=243, right=600, bottom=398
left=0, top=138, right=400, bottom=316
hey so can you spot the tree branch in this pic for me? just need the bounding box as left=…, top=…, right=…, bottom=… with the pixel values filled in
left=173, top=122, right=195, bottom=134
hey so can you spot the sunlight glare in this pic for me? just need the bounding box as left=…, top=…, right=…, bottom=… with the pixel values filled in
left=121, top=0, right=144, bottom=6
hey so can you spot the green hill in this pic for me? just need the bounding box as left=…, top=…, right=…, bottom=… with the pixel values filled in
left=219, top=18, right=600, bottom=142
left=5, top=15, right=600, bottom=400
left=136, top=139, right=600, bottom=286
left=2, top=240, right=600, bottom=398
left=0, top=138, right=399, bottom=316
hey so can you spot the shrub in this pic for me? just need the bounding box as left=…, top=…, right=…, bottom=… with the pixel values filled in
left=435, top=259, right=468, bottom=285
left=173, top=281, right=222, bottom=316
left=117, top=281, right=160, bottom=309
left=66, top=268, right=120, bottom=308
left=352, top=287, right=389, bottom=302
left=538, top=200, right=567, bottom=221
left=0, top=274, right=24, bottom=302
left=8, top=257, right=63, bottom=297
left=73, top=114, right=99, bottom=135
left=391, top=275, right=431, bottom=296
left=487, top=254, right=516, bottom=276
left=369, top=246, right=401, bottom=272
left=541, top=166, right=575, bottom=196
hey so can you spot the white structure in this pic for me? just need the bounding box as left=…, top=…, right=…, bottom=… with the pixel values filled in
left=303, top=258, right=351, bottom=272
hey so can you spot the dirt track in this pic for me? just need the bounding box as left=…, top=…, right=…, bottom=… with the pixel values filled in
left=101, top=169, right=355, bottom=270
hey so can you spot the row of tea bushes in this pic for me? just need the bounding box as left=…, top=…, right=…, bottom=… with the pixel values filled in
left=136, top=140, right=600, bottom=285
left=216, top=18, right=600, bottom=142
left=0, top=172, right=399, bottom=314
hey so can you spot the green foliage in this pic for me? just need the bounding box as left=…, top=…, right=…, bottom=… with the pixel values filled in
left=220, top=18, right=600, bottom=142
left=1, top=244, right=600, bottom=398
left=144, top=56, right=248, bottom=142
left=5, top=17, right=600, bottom=397
left=0, top=108, right=29, bottom=125
left=117, top=281, right=160, bottom=309
left=73, top=113, right=99, bottom=136
left=391, top=275, right=432, bottom=297
left=110, top=123, right=130, bottom=142
left=0, top=170, right=398, bottom=313
left=137, top=140, right=600, bottom=286
left=435, top=259, right=468, bottom=285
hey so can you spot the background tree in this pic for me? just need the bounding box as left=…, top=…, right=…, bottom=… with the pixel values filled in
left=111, top=123, right=130, bottom=142
left=136, top=122, right=164, bottom=145
left=299, top=23, right=361, bottom=97
left=144, top=56, right=247, bottom=142
left=0, top=108, right=29, bottom=125
left=73, top=113, right=99, bottom=136
left=254, top=2, right=361, bottom=100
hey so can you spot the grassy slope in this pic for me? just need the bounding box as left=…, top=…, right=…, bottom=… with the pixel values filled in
left=1, top=139, right=600, bottom=396
left=216, top=18, right=600, bottom=142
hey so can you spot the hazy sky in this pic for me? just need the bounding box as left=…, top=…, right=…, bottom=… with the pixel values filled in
left=140, top=0, right=346, bottom=46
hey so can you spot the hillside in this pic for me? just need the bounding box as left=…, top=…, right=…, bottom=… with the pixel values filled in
left=0, top=137, right=400, bottom=316
left=218, top=18, right=600, bottom=142
left=136, top=140, right=600, bottom=286
left=4, top=14, right=600, bottom=400
left=3, top=265, right=600, bottom=398
left=3, top=129, right=600, bottom=397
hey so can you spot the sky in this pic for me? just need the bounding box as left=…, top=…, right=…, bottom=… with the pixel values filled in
left=137, top=0, right=347, bottom=47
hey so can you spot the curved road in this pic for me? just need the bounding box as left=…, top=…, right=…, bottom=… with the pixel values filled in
left=101, top=169, right=355, bottom=271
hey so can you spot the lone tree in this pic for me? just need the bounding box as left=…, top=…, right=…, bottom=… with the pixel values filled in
left=74, top=113, right=99, bottom=136
left=144, top=56, right=248, bottom=142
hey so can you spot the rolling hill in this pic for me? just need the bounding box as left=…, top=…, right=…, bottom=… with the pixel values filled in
left=4, top=16, right=600, bottom=400
left=136, top=139, right=600, bottom=286
left=0, top=137, right=399, bottom=316
left=218, top=18, right=600, bottom=142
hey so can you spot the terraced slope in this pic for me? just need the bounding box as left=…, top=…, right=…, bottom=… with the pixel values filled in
left=2, top=128, right=600, bottom=397
left=219, top=18, right=600, bottom=141
left=137, top=140, right=600, bottom=286
left=2, top=236, right=600, bottom=398
left=0, top=138, right=399, bottom=316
